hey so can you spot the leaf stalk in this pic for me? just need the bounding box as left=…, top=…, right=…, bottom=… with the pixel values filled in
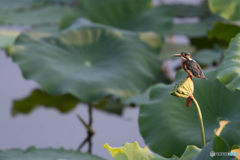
left=192, top=96, right=205, bottom=147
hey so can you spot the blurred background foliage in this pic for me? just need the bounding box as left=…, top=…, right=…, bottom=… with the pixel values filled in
left=1, top=0, right=240, bottom=159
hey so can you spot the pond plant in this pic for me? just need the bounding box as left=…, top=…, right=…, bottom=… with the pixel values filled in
left=1, top=0, right=240, bottom=159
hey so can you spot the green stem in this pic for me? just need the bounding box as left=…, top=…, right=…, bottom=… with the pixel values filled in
left=192, top=96, right=206, bottom=148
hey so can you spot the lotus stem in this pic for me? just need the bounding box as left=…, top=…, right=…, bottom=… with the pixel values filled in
left=192, top=96, right=205, bottom=147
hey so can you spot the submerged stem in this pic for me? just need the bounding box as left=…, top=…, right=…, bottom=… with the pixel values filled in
left=192, top=96, right=205, bottom=147
left=76, top=104, right=94, bottom=153
left=88, top=104, right=93, bottom=153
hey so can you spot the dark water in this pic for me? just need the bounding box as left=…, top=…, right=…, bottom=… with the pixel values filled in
left=0, top=50, right=145, bottom=160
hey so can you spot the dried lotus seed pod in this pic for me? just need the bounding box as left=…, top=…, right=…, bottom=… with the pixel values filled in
left=169, top=77, right=194, bottom=99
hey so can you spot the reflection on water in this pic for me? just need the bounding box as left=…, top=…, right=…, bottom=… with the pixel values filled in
left=0, top=50, right=145, bottom=160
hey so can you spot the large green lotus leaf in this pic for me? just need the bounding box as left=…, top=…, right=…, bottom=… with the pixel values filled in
left=190, top=121, right=234, bottom=160
left=208, top=21, right=240, bottom=42
left=122, top=87, right=150, bottom=106
left=123, top=71, right=173, bottom=107
left=60, top=0, right=172, bottom=36
left=11, top=89, right=80, bottom=116
left=220, top=116, right=240, bottom=149
left=91, top=96, right=124, bottom=115
left=40, top=0, right=76, bottom=5
left=172, top=23, right=207, bottom=37
left=172, top=15, right=222, bottom=38
left=230, top=145, right=240, bottom=159
left=170, top=1, right=222, bottom=38
left=166, top=2, right=210, bottom=17
left=214, top=33, right=240, bottom=91
left=208, top=0, right=240, bottom=21
left=26, top=25, right=59, bottom=37
left=12, top=89, right=125, bottom=116
left=192, top=49, right=222, bottom=66
left=0, top=0, right=45, bottom=12
left=190, top=36, right=229, bottom=50
left=0, top=29, right=21, bottom=48
left=104, top=141, right=201, bottom=160
left=60, top=0, right=151, bottom=29
left=10, top=19, right=162, bottom=103
left=190, top=136, right=232, bottom=160
left=139, top=70, right=240, bottom=158
left=0, top=25, right=59, bottom=48
left=0, top=5, right=71, bottom=25
left=122, top=71, right=173, bottom=107
left=0, top=147, right=104, bottom=160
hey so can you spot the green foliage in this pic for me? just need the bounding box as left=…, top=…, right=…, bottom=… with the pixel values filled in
left=215, top=33, right=240, bottom=91
left=190, top=137, right=232, bottom=160
left=26, top=25, right=59, bottom=38
left=105, top=122, right=239, bottom=160
left=60, top=0, right=225, bottom=39
left=139, top=70, right=240, bottom=158
left=166, top=2, right=210, bottom=17
left=40, top=0, right=76, bottom=5
left=4, top=0, right=240, bottom=158
left=192, top=49, right=222, bottom=66
left=0, top=147, right=104, bottom=160
left=231, top=146, right=240, bottom=159
left=104, top=141, right=168, bottom=160
left=0, top=0, right=45, bottom=12
left=0, top=2, right=69, bottom=48
left=208, top=21, right=240, bottom=42
left=12, top=89, right=127, bottom=116
left=172, top=15, right=223, bottom=38
left=0, top=6, right=71, bottom=25
left=12, top=89, right=79, bottom=116
left=60, top=0, right=172, bottom=36
left=179, top=146, right=201, bottom=160
left=1, top=25, right=59, bottom=49
left=208, top=0, right=240, bottom=21
left=91, top=96, right=124, bottom=115
left=168, top=1, right=222, bottom=38
left=190, top=36, right=228, bottom=50
left=122, top=88, right=150, bottom=106
left=172, top=23, right=207, bottom=38
left=0, top=30, right=21, bottom=48
left=0, top=0, right=72, bottom=48
left=61, top=0, right=152, bottom=29
left=104, top=141, right=201, bottom=160
left=9, top=19, right=162, bottom=103
left=190, top=121, right=235, bottom=160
